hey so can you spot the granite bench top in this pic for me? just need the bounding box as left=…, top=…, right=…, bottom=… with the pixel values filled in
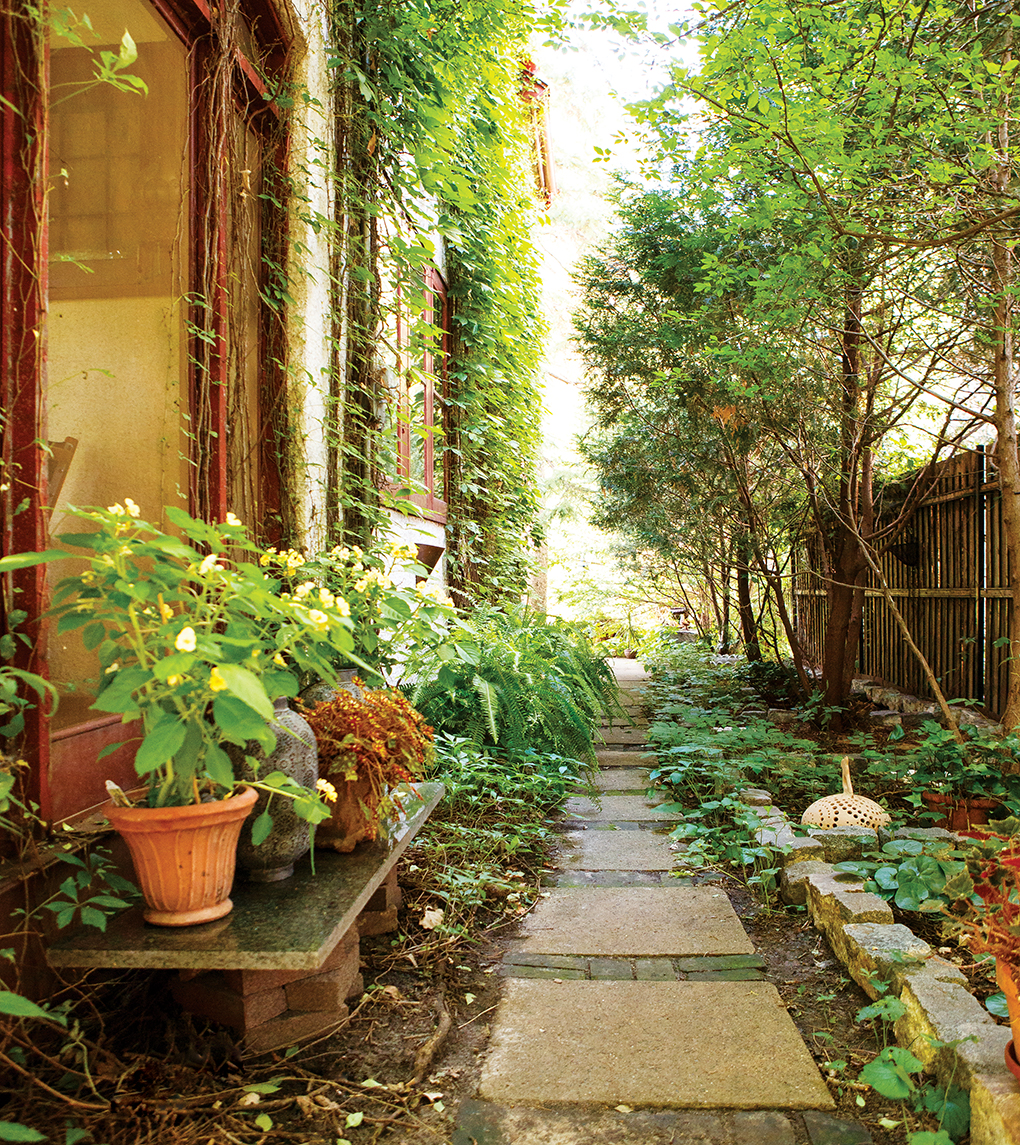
left=47, top=782, right=443, bottom=972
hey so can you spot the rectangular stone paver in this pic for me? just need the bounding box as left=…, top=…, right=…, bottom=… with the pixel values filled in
left=563, top=795, right=681, bottom=822
left=479, top=979, right=834, bottom=1109
left=556, top=830, right=675, bottom=871
left=515, top=887, right=754, bottom=956
left=596, top=750, right=657, bottom=768
left=598, top=728, right=650, bottom=746
left=591, top=767, right=652, bottom=791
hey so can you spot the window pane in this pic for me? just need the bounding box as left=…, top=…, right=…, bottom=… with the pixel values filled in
left=45, top=0, right=189, bottom=728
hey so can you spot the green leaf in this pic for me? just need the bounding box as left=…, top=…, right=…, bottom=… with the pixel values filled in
left=254, top=1114, right=273, bottom=1131
left=203, top=743, right=235, bottom=789
left=215, top=663, right=274, bottom=720
left=213, top=694, right=273, bottom=745
left=90, top=667, right=149, bottom=714
left=0, top=991, right=61, bottom=1022
left=243, top=1082, right=282, bottom=1094
left=345, top=1111, right=365, bottom=1128
left=859, top=1046, right=924, bottom=1099
left=250, top=808, right=273, bottom=846
left=134, top=717, right=187, bottom=774
left=0, top=549, right=70, bottom=572
left=0, top=1122, right=47, bottom=1142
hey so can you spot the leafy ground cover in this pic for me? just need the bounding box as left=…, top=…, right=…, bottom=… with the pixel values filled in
left=643, top=641, right=1006, bottom=1145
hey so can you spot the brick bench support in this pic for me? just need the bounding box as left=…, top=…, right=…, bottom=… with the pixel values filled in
left=49, top=784, right=441, bottom=1054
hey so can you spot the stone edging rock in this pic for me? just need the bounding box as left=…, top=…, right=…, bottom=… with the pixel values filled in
left=744, top=789, right=1020, bottom=1145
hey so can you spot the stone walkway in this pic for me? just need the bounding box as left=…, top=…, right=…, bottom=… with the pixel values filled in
left=453, top=660, right=873, bottom=1145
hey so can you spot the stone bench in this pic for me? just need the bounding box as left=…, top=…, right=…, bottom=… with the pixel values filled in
left=48, top=782, right=443, bottom=1054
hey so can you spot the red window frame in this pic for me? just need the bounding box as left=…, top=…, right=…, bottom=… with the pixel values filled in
left=392, top=266, right=449, bottom=522
left=0, top=0, right=290, bottom=824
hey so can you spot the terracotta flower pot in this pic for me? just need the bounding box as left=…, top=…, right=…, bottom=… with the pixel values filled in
left=997, top=959, right=1020, bottom=1080
left=920, top=791, right=1001, bottom=831
left=105, top=787, right=258, bottom=927
left=314, top=777, right=380, bottom=853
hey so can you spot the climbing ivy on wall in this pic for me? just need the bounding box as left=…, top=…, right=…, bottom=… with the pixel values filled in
left=321, top=0, right=546, bottom=603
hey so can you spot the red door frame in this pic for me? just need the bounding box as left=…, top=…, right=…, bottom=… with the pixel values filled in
left=0, top=0, right=290, bottom=822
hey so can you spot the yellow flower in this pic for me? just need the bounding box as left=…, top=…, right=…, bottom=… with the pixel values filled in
left=294, top=581, right=314, bottom=600
left=104, top=661, right=120, bottom=674
left=157, top=594, right=173, bottom=622
left=318, top=588, right=335, bottom=608
left=124, top=497, right=140, bottom=518
left=107, top=502, right=125, bottom=516
left=225, top=512, right=242, bottom=527
left=259, top=554, right=272, bottom=566
left=273, top=653, right=287, bottom=667
left=308, top=609, right=329, bottom=630
left=316, top=778, right=338, bottom=803
left=354, top=577, right=368, bottom=593
left=335, top=598, right=351, bottom=617
left=198, top=553, right=220, bottom=576
left=166, top=675, right=181, bottom=686
left=175, top=627, right=197, bottom=652
left=209, top=666, right=228, bottom=692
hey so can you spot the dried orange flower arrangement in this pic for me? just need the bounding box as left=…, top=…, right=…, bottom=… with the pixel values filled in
left=302, top=683, right=435, bottom=852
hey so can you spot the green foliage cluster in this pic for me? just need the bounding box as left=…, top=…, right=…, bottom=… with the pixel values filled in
left=320, top=0, right=545, bottom=601
left=408, top=733, right=585, bottom=938
left=833, top=839, right=966, bottom=914
left=412, top=604, right=618, bottom=761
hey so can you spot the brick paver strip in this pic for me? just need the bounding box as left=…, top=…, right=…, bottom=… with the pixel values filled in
left=515, top=887, right=754, bottom=956
left=479, top=979, right=835, bottom=1108
left=563, top=795, right=682, bottom=821
left=556, top=829, right=675, bottom=871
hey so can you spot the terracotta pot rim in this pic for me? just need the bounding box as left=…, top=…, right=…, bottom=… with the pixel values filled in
left=104, top=786, right=257, bottom=832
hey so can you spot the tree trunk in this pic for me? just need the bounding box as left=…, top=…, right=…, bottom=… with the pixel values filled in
left=735, top=532, right=761, bottom=662
left=821, top=536, right=866, bottom=709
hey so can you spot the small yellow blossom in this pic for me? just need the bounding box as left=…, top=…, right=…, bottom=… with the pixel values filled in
left=107, top=502, right=125, bottom=516
left=225, top=512, right=242, bottom=527
left=209, top=666, right=228, bottom=692
left=157, top=594, right=173, bottom=622
left=273, top=653, right=287, bottom=667
left=198, top=553, right=220, bottom=576
left=294, top=581, right=315, bottom=600
left=124, top=497, right=140, bottom=518
left=166, top=675, right=181, bottom=686
left=104, top=661, right=120, bottom=674
left=318, top=588, right=335, bottom=608
left=175, top=627, right=197, bottom=652
left=354, top=577, right=368, bottom=593
left=308, top=609, right=329, bottom=629
left=316, top=778, right=338, bottom=803
left=335, top=598, right=351, bottom=617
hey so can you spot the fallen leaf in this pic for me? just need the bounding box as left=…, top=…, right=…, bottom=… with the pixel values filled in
left=382, top=985, right=402, bottom=1000
left=616, top=1104, right=633, bottom=1113
left=238, top=1092, right=261, bottom=1106
left=362, top=1078, right=385, bottom=1089
left=465, top=993, right=476, bottom=1004
left=422, top=1090, right=444, bottom=1102
left=421, top=907, right=444, bottom=930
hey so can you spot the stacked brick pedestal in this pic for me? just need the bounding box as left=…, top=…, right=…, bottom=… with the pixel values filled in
left=172, top=868, right=403, bottom=1053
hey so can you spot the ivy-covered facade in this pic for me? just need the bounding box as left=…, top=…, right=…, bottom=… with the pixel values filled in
left=0, top=0, right=547, bottom=824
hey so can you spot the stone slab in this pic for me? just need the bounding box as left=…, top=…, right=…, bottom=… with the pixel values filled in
left=596, top=750, right=656, bottom=768
left=555, top=830, right=676, bottom=871
left=515, top=887, right=754, bottom=956
left=453, top=1100, right=733, bottom=1144
left=597, top=728, right=651, bottom=746
left=48, top=783, right=444, bottom=971
left=591, top=768, right=652, bottom=791
left=563, top=795, right=681, bottom=822
left=479, top=979, right=834, bottom=1108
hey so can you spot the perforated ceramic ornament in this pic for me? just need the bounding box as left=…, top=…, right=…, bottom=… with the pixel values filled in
left=801, top=757, right=891, bottom=830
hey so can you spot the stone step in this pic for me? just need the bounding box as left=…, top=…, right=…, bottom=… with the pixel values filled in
left=501, top=952, right=767, bottom=982
left=478, top=979, right=835, bottom=1109
left=597, top=728, right=651, bottom=747
left=555, top=829, right=675, bottom=871
left=596, top=750, right=657, bottom=768
left=455, top=1103, right=865, bottom=1145
left=562, top=795, right=680, bottom=822
left=511, top=886, right=753, bottom=958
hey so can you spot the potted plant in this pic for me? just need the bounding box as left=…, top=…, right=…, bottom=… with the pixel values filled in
left=303, top=684, right=434, bottom=852
left=3, top=501, right=353, bottom=925
left=888, top=721, right=1020, bottom=830
left=944, top=819, right=1020, bottom=1076
left=262, top=540, right=456, bottom=692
